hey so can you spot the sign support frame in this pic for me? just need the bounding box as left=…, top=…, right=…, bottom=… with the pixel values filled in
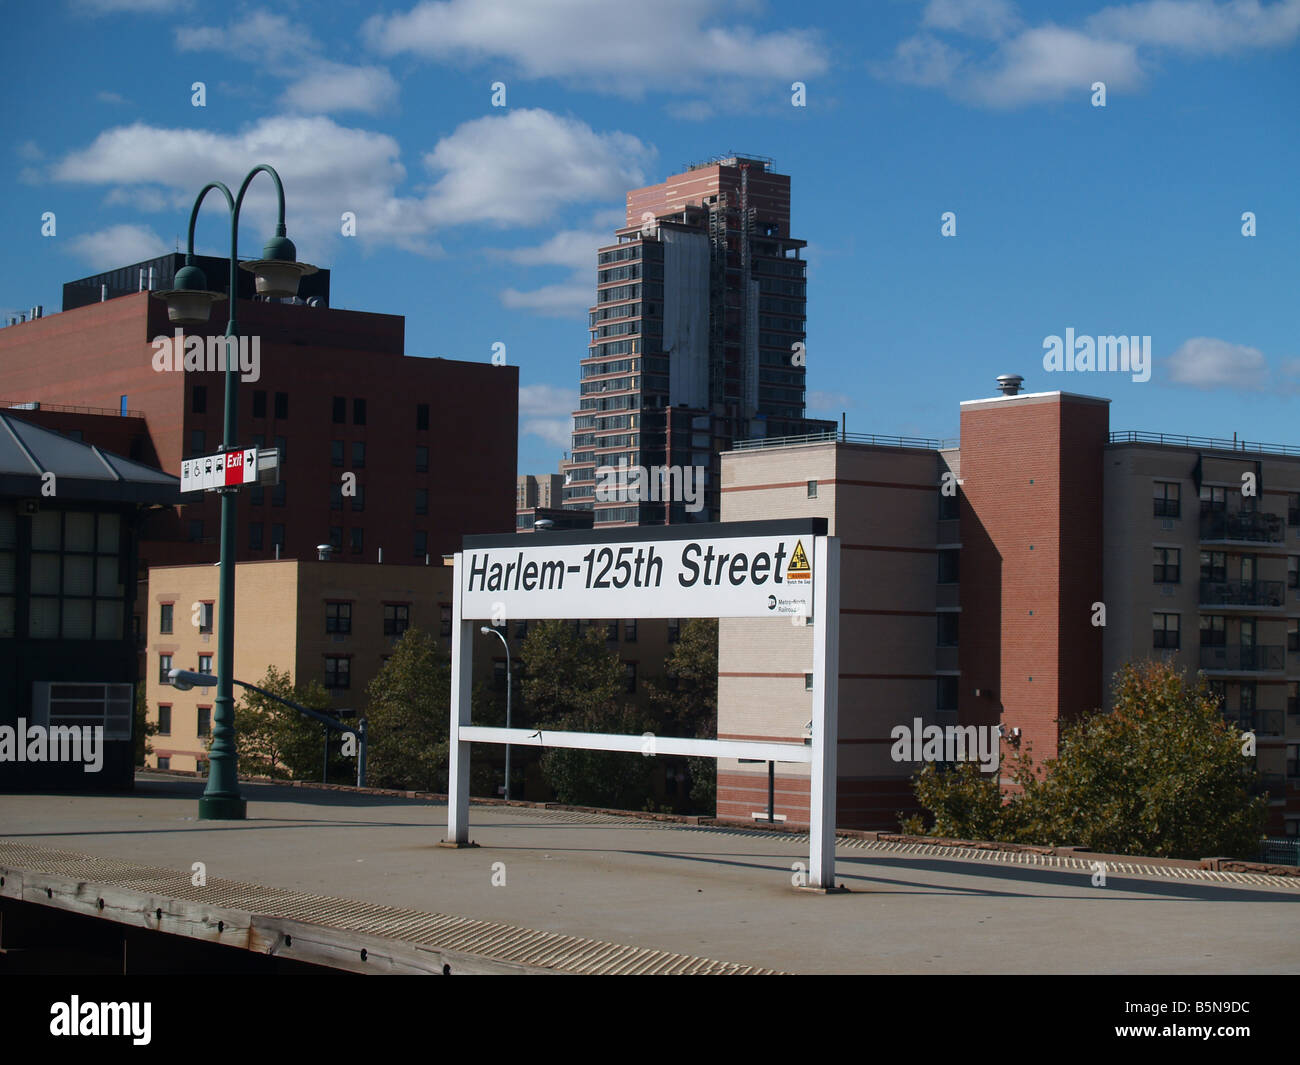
left=443, top=522, right=839, bottom=889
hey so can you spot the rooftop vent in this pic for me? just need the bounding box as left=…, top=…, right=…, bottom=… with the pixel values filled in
left=996, top=374, right=1024, bottom=396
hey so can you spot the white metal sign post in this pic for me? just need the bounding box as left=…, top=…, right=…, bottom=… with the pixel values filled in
left=444, top=518, right=841, bottom=890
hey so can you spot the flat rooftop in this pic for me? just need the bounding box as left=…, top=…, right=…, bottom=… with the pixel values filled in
left=2, top=778, right=1297, bottom=975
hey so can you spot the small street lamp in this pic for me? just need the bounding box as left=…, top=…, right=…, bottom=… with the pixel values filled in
left=169, top=669, right=366, bottom=788
left=154, top=167, right=316, bottom=821
left=480, top=625, right=513, bottom=800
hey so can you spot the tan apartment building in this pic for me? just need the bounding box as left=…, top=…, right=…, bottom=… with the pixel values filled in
left=717, top=384, right=1300, bottom=836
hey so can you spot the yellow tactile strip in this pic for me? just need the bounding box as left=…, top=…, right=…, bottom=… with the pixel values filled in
left=0, top=840, right=779, bottom=975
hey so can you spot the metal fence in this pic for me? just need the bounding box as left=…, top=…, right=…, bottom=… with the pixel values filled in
left=1259, top=837, right=1300, bottom=867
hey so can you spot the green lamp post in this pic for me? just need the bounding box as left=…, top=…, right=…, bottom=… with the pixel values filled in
left=154, top=164, right=316, bottom=820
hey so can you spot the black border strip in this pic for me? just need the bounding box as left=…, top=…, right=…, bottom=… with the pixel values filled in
left=463, top=517, right=828, bottom=550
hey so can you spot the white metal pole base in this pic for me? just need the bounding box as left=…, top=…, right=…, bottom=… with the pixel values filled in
left=437, top=839, right=479, bottom=849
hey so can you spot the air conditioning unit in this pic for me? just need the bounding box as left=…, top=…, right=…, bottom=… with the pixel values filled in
left=1161, top=518, right=1175, bottom=531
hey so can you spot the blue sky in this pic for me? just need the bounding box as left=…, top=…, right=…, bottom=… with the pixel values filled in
left=3, top=0, right=1298, bottom=475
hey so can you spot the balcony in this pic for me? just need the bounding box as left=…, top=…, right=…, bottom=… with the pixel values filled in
left=1224, top=708, right=1285, bottom=736
left=1199, top=644, right=1285, bottom=672
left=1199, top=510, right=1284, bottom=544
left=1199, top=579, right=1286, bottom=608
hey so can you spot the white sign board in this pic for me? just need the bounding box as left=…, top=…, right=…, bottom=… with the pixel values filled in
left=460, top=532, right=814, bottom=619
left=180, top=448, right=257, bottom=493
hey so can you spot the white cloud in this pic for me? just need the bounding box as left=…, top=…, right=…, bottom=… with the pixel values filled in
left=16, top=141, right=43, bottom=161
left=96, top=91, right=129, bottom=105
left=1087, top=0, right=1300, bottom=54
left=497, top=227, right=609, bottom=270
left=421, top=109, right=654, bottom=228
left=1163, top=337, right=1271, bottom=390
left=175, top=11, right=319, bottom=63
left=519, top=383, right=576, bottom=446
left=501, top=281, right=592, bottom=317
left=281, top=62, right=399, bottom=115
left=879, top=0, right=1300, bottom=107
left=76, top=0, right=190, bottom=12
left=363, top=0, right=828, bottom=95
left=923, top=0, right=1022, bottom=39
left=974, top=25, right=1143, bottom=106
left=66, top=224, right=169, bottom=270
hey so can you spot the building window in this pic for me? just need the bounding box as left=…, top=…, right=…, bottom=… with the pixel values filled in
left=514, top=619, right=528, bottom=640
left=249, top=523, right=263, bottom=551
left=624, top=619, right=637, bottom=642
left=329, top=526, right=343, bottom=549
left=1288, top=681, right=1298, bottom=717
left=416, top=446, right=429, bottom=473
left=159, top=653, right=172, bottom=684
left=1201, top=551, right=1226, bottom=583
left=330, top=483, right=343, bottom=510
left=331, top=440, right=344, bottom=467
left=324, top=657, right=351, bottom=690
left=1288, top=557, right=1299, bottom=590
left=332, top=396, right=346, bottom=424
left=1153, top=481, right=1180, bottom=518
left=350, top=527, right=363, bottom=554
left=624, top=662, right=637, bottom=693
left=605, top=621, right=619, bottom=641
left=192, top=385, right=207, bottom=414
left=937, top=676, right=958, bottom=712
left=938, top=549, right=960, bottom=584
left=326, top=601, right=352, bottom=634
left=25, top=510, right=128, bottom=640
left=667, top=618, right=680, bottom=643
left=417, top=403, right=429, bottom=430
left=198, top=653, right=212, bottom=675
left=807, top=480, right=817, bottom=498
left=352, top=441, right=366, bottom=469
left=159, top=603, right=173, bottom=634
left=197, top=601, right=213, bottom=634
left=353, top=398, right=366, bottom=425
left=157, top=756, right=170, bottom=770
left=189, top=429, right=205, bottom=456
left=188, top=520, right=204, bottom=543
left=938, top=491, right=959, bottom=520
left=414, top=530, right=427, bottom=559
left=273, top=392, right=288, bottom=419
left=1289, top=493, right=1300, bottom=527
left=937, top=612, right=959, bottom=646
left=271, top=524, right=285, bottom=550
left=439, top=604, right=452, bottom=638
left=272, top=480, right=286, bottom=507
left=351, top=484, right=365, bottom=512
left=415, top=489, right=428, bottom=516
left=119, top=394, right=128, bottom=416
left=157, top=705, right=171, bottom=736
left=1200, top=485, right=1226, bottom=513
left=273, top=435, right=286, bottom=466
left=804, top=672, right=814, bottom=691
left=1289, top=619, right=1299, bottom=653
left=1153, top=547, right=1180, bottom=584
left=252, top=390, right=267, bottom=418
left=1200, top=615, right=1226, bottom=647
left=384, top=604, right=410, bottom=636
left=250, top=485, right=264, bottom=506
left=1153, top=613, right=1180, bottom=649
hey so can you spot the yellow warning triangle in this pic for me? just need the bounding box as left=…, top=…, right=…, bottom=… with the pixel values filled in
left=788, top=539, right=811, bottom=574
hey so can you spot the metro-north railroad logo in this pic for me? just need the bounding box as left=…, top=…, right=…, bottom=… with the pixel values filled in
left=785, top=540, right=811, bottom=582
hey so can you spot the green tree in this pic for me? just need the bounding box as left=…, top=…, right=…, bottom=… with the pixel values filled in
left=233, top=666, right=334, bottom=780
left=133, top=683, right=157, bottom=767
left=905, top=660, right=1268, bottom=860
left=519, top=620, right=653, bottom=807
left=362, top=628, right=450, bottom=792
left=644, top=618, right=719, bottom=810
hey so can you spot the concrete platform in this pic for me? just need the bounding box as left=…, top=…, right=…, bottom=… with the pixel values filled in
left=2, top=777, right=1297, bottom=974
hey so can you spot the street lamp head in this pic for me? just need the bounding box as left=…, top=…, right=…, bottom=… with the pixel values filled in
left=152, top=263, right=224, bottom=324
left=240, top=231, right=318, bottom=299
left=480, top=626, right=491, bottom=635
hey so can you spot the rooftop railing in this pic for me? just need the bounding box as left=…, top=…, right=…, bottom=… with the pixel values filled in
left=1110, top=430, right=1300, bottom=457
left=733, top=430, right=959, bottom=452
left=3, top=399, right=145, bottom=419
